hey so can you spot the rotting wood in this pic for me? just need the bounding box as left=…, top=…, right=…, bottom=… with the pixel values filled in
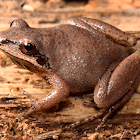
left=0, top=46, right=140, bottom=139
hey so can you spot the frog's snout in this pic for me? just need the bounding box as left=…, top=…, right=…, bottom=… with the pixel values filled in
left=0, top=38, right=18, bottom=46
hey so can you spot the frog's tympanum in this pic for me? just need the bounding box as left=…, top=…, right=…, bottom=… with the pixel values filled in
left=0, top=17, right=139, bottom=129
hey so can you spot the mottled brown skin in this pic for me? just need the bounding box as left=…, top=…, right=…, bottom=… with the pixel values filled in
left=0, top=17, right=139, bottom=127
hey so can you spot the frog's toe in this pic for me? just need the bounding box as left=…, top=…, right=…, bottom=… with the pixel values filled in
left=63, top=110, right=106, bottom=131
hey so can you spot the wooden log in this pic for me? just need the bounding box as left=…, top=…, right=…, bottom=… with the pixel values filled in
left=0, top=48, right=140, bottom=139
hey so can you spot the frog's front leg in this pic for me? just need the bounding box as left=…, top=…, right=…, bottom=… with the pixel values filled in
left=19, top=71, right=70, bottom=121
left=67, top=17, right=137, bottom=47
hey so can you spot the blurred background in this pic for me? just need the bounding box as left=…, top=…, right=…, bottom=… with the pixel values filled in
left=0, top=0, right=140, bottom=31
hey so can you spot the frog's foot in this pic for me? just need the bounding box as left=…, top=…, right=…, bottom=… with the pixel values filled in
left=18, top=109, right=31, bottom=122
left=63, top=76, right=138, bottom=131
left=63, top=51, right=140, bottom=131
left=62, top=109, right=106, bottom=131
left=20, top=88, right=36, bottom=101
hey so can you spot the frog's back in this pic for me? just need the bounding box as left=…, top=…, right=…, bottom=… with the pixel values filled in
left=45, top=24, right=128, bottom=93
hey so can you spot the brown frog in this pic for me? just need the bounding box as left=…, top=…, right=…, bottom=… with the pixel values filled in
left=0, top=17, right=139, bottom=129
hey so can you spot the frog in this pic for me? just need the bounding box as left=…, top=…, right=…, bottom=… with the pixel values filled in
left=0, top=17, right=139, bottom=129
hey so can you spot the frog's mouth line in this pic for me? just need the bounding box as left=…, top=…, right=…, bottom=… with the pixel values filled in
left=7, top=52, right=35, bottom=70
left=0, top=38, right=43, bottom=73
left=4, top=51, right=41, bottom=73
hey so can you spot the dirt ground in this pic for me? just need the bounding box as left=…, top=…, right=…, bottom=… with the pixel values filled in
left=1, top=0, right=140, bottom=139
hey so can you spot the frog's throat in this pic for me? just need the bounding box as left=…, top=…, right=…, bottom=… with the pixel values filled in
left=0, top=38, right=45, bottom=73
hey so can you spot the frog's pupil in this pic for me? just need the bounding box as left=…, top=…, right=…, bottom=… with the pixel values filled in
left=25, top=43, right=33, bottom=51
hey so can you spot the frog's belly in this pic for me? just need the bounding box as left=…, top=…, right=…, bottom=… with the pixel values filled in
left=58, top=52, right=128, bottom=93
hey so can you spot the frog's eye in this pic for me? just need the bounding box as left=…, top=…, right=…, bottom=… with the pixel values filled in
left=20, top=42, right=37, bottom=55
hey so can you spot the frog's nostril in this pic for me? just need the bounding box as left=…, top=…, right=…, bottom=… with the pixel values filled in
left=0, top=39, right=11, bottom=46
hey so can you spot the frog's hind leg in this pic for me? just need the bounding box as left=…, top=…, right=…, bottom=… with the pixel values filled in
left=94, top=51, right=140, bottom=109
left=67, top=17, right=136, bottom=47
left=94, top=50, right=140, bottom=130
left=64, top=68, right=140, bottom=131
left=64, top=74, right=138, bottom=131
left=65, top=50, right=140, bottom=131
left=96, top=73, right=140, bottom=130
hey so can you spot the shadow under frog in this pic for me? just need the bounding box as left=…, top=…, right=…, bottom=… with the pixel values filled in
left=0, top=17, right=139, bottom=129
